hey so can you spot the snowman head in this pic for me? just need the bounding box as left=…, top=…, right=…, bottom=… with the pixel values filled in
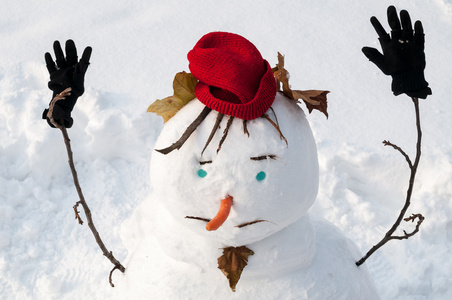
left=149, top=32, right=320, bottom=246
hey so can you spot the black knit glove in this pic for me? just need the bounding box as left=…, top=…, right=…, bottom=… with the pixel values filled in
left=362, top=6, right=432, bottom=99
left=42, top=40, right=92, bottom=128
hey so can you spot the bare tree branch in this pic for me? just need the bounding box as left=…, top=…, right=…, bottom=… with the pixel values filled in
left=356, top=97, right=424, bottom=266
left=47, top=89, right=126, bottom=286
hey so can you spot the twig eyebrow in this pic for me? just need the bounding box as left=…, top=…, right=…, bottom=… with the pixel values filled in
left=199, top=160, right=213, bottom=165
left=250, top=154, right=278, bottom=161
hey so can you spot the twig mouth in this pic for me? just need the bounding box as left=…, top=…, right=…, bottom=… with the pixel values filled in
left=185, top=217, right=274, bottom=229
left=235, top=220, right=272, bottom=228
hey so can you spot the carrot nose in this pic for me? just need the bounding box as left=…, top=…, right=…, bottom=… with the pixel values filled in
left=206, top=195, right=233, bottom=231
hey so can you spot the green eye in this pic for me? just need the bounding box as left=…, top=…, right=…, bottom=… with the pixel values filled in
left=256, top=171, right=266, bottom=181
left=198, top=169, right=207, bottom=178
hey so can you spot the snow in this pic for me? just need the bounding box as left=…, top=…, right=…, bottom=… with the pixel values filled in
left=1, top=0, right=451, bottom=299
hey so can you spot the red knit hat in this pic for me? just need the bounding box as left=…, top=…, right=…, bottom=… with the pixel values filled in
left=188, top=32, right=277, bottom=120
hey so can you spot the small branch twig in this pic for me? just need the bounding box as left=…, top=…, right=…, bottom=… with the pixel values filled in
left=73, top=201, right=83, bottom=225
left=201, top=112, right=224, bottom=155
left=394, top=213, right=425, bottom=239
left=217, top=116, right=234, bottom=154
left=261, top=113, right=288, bottom=146
left=382, top=140, right=413, bottom=169
left=109, top=265, right=120, bottom=287
left=47, top=88, right=125, bottom=286
left=156, top=106, right=212, bottom=154
left=356, top=97, right=424, bottom=266
left=243, top=120, right=250, bottom=137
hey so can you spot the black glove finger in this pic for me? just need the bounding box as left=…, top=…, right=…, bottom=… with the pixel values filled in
left=72, top=64, right=86, bottom=96
left=362, top=47, right=389, bottom=74
left=65, top=40, right=78, bottom=66
left=80, top=46, right=92, bottom=66
left=400, top=10, right=414, bottom=41
left=45, top=52, right=57, bottom=74
left=387, top=6, right=402, bottom=40
left=370, top=16, right=389, bottom=39
left=413, top=20, right=425, bottom=45
left=53, top=41, right=67, bottom=69
left=72, top=47, right=92, bottom=94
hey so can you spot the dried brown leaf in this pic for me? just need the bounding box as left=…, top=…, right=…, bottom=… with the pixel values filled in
left=147, top=71, right=198, bottom=122
left=292, top=90, right=329, bottom=118
left=273, top=52, right=291, bottom=97
left=217, top=246, right=254, bottom=292
left=272, top=53, right=329, bottom=118
left=146, top=95, right=183, bottom=123
left=173, top=71, right=197, bottom=102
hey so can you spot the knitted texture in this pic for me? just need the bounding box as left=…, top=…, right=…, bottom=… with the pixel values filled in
left=188, top=32, right=276, bottom=120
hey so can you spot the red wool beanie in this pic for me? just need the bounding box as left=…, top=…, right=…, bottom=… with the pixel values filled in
left=187, top=32, right=277, bottom=120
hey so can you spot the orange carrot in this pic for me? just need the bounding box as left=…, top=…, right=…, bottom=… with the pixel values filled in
left=206, top=195, right=233, bottom=231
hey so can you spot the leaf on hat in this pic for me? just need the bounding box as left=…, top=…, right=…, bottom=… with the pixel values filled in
left=147, top=71, right=198, bottom=122
left=293, top=89, right=329, bottom=118
left=217, top=246, right=254, bottom=292
left=273, top=52, right=329, bottom=118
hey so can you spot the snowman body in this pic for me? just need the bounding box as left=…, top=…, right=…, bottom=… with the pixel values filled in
left=116, top=94, right=380, bottom=299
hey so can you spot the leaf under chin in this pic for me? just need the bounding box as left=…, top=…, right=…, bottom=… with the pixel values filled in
left=217, top=245, right=254, bottom=292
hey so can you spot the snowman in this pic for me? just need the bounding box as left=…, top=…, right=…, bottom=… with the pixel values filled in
left=114, top=32, right=379, bottom=299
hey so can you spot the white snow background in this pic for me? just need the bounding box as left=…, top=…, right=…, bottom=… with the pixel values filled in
left=1, top=0, right=451, bottom=299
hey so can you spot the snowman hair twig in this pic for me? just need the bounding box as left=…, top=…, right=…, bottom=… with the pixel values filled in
left=154, top=106, right=285, bottom=156
left=202, top=112, right=224, bottom=155
left=155, top=106, right=212, bottom=155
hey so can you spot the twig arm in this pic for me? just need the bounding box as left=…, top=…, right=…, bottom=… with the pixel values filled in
left=47, top=89, right=126, bottom=285
left=356, top=97, right=424, bottom=266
